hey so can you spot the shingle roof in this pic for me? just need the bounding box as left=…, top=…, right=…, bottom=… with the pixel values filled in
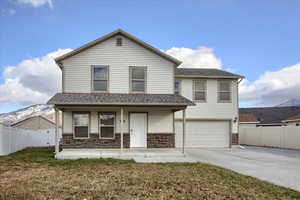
left=47, top=93, right=195, bottom=106
left=239, top=107, right=300, bottom=125
left=239, top=113, right=258, bottom=123
left=175, top=68, right=244, bottom=79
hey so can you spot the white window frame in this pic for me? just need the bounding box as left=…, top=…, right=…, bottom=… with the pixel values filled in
left=174, top=79, right=181, bottom=95
left=129, top=66, right=147, bottom=93
left=72, top=112, right=90, bottom=139
left=99, top=112, right=116, bottom=139
left=193, top=79, right=207, bottom=102
left=91, top=65, right=109, bottom=92
left=218, top=80, right=232, bottom=103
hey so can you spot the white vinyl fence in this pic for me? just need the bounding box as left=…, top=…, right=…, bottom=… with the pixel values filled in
left=240, top=126, right=300, bottom=150
left=0, top=125, right=61, bottom=156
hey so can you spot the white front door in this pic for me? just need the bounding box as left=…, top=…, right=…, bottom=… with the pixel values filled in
left=130, top=113, right=147, bottom=148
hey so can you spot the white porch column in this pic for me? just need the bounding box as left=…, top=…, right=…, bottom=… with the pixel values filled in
left=54, top=107, right=59, bottom=155
left=120, top=107, right=124, bottom=154
left=182, top=109, right=186, bottom=154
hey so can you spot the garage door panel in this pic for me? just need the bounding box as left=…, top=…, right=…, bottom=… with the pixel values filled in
left=175, top=121, right=229, bottom=148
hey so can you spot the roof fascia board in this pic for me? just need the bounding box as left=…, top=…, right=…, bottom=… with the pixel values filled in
left=175, top=75, right=242, bottom=79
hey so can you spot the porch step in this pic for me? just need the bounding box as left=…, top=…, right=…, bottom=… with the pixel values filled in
left=55, top=149, right=197, bottom=163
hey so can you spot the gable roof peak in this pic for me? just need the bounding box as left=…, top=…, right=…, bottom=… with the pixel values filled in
left=55, top=29, right=182, bottom=66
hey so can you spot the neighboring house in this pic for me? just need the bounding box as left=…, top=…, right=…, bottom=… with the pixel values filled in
left=239, top=106, right=300, bottom=127
left=47, top=29, right=243, bottom=154
left=282, top=114, right=300, bottom=126
left=11, top=115, right=55, bottom=130
left=239, top=113, right=259, bottom=128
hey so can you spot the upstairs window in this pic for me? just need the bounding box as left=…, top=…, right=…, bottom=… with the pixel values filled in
left=116, top=37, right=122, bottom=46
left=73, top=113, right=89, bottom=138
left=174, top=80, right=181, bottom=95
left=130, top=67, right=146, bottom=93
left=92, top=66, right=108, bottom=92
left=99, top=113, right=115, bottom=139
left=218, top=80, right=231, bottom=102
left=193, top=80, right=206, bottom=102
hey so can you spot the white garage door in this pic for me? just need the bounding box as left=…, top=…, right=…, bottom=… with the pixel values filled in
left=175, top=120, right=230, bottom=148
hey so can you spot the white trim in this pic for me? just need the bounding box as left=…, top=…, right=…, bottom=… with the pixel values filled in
left=99, top=112, right=116, bottom=140
left=193, top=79, right=207, bottom=102
left=218, top=80, right=232, bottom=103
left=91, top=65, right=109, bottom=92
left=72, top=112, right=90, bottom=139
left=129, top=66, right=147, bottom=93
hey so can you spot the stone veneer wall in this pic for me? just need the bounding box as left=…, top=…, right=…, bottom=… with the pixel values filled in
left=232, top=133, right=239, bottom=145
left=61, top=133, right=175, bottom=148
left=147, top=133, right=175, bottom=148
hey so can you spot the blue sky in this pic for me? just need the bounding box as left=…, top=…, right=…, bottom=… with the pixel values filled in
left=1, top=0, right=300, bottom=113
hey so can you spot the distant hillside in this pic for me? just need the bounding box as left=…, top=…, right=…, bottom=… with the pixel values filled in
left=0, top=104, right=54, bottom=126
left=275, top=99, right=300, bottom=107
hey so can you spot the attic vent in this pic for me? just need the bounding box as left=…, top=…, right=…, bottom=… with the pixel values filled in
left=116, top=37, right=122, bottom=46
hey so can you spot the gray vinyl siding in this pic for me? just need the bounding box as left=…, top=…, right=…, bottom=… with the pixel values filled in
left=62, top=35, right=174, bottom=94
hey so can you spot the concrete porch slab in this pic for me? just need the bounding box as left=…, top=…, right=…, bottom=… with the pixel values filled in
left=55, top=148, right=197, bottom=163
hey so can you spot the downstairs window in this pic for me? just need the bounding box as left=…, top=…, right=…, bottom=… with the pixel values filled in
left=99, top=112, right=115, bottom=139
left=73, top=113, right=89, bottom=138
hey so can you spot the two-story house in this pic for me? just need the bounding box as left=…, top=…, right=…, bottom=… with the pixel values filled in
left=48, top=29, right=243, bottom=157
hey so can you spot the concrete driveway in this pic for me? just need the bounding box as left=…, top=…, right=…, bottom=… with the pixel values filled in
left=186, top=146, right=300, bottom=191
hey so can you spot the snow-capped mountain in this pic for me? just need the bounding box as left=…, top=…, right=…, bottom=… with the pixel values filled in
left=275, top=99, right=300, bottom=107
left=0, top=104, right=54, bottom=126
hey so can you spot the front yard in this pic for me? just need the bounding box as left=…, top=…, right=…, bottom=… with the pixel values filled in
left=0, top=148, right=299, bottom=200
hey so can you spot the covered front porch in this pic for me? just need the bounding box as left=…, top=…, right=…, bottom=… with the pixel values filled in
left=48, top=93, right=195, bottom=158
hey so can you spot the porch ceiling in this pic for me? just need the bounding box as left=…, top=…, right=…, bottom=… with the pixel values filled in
left=47, top=93, right=195, bottom=107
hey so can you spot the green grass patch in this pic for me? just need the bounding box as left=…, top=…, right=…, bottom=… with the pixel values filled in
left=0, top=148, right=299, bottom=200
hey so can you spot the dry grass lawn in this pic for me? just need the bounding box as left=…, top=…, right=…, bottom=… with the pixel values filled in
left=0, top=148, right=300, bottom=200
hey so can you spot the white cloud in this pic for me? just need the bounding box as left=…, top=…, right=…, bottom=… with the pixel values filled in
left=239, top=62, right=300, bottom=106
left=1, top=8, right=16, bottom=16
left=0, top=49, right=72, bottom=106
left=165, top=46, right=222, bottom=69
left=10, top=0, right=54, bottom=8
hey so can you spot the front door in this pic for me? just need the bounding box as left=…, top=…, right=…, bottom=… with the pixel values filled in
left=130, top=113, right=147, bottom=148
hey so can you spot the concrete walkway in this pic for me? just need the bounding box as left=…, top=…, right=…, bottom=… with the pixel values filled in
left=186, top=146, right=300, bottom=191
left=56, top=148, right=196, bottom=162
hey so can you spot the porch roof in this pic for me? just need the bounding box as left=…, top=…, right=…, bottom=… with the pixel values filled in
left=47, top=93, right=195, bottom=107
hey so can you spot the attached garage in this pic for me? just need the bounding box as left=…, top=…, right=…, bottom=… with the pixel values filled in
left=175, top=120, right=231, bottom=148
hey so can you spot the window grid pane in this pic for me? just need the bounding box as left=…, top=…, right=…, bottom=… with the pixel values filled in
left=73, top=113, right=89, bottom=138
left=132, top=68, right=145, bottom=79
left=131, top=67, right=146, bottom=92
left=174, top=80, right=180, bottom=95
left=218, top=81, right=231, bottom=102
left=93, top=67, right=108, bottom=91
left=194, top=80, right=206, bottom=91
left=219, top=92, right=231, bottom=101
left=73, top=114, right=89, bottom=126
left=99, top=113, right=115, bottom=138
left=132, top=80, right=145, bottom=92
left=93, top=80, right=107, bottom=91
left=94, top=67, right=108, bottom=80
left=74, top=126, right=88, bottom=138
left=194, top=80, right=206, bottom=101
left=219, top=81, right=230, bottom=92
